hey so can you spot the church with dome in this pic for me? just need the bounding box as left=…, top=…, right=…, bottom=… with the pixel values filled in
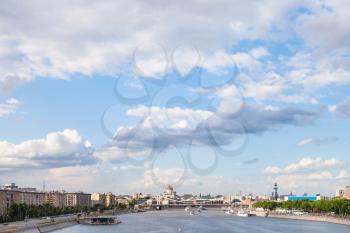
left=163, top=185, right=177, bottom=199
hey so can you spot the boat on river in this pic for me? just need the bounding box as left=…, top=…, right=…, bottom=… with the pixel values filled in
left=236, top=210, right=251, bottom=217
left=225, top=209, right=235, bottom=215
left=79, top=216, right=121, bottom=225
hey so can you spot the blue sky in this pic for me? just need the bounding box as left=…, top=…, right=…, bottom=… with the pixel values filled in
left=0, top=0, right=350, bottom=196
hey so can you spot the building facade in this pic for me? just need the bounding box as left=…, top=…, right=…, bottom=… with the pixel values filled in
left=284, top=195, right=322, bottom=201
left=0, top=191, right=7, bottom=219
left=45, top=192, right=66, bottom=208
left=337, top=186, right=350, bottom=200
left=19, top=191, right=45, bottom=206
left=65, top=192, right=91, bottom=207
left=104, top=192, right=116, bottom=207
left=91, top=193, right=106, bottom=206
left=0, top=190, right=22, bottom=219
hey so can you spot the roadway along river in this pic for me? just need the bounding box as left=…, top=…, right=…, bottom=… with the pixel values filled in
left=54, top=210, right=350, bottom=233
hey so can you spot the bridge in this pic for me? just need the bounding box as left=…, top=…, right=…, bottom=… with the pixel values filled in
left=143, top=203, right=249, bottom=210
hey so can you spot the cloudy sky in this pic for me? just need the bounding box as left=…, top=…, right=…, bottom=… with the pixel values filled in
left=0, top=0, right=350, bottom=196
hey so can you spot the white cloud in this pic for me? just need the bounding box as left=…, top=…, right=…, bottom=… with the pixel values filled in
left=100, top=103, right=319, bottom=162
left=47, top=165, right=98, bottom=191
left=264, top=157, right=344, bottom=175
left=297, top=138, right=314, bottom=147
left=329, top=97, right=350, bottom=118
left=263, top=166, right=281, bottom=175
left=128, top=167, right=243, bottom=194
left=263, top=157, right=349, bottom=194
left=126, top=105, right=213, bottom=131
left=336, top=170, right=349, bottom=179
left=0, top=0, right=316, bottom=90
left=112, top=164, right=144, bottom=171
left=0, top=0, right=348, bottom=109
left=0, top=98, right=20, bottom=117
left=296, top=0, right=350, bottom=55
left=0, top=129, right=96, bottom=170
left=271, top=169, right=349, bottom=192
left=297, top=137, right=338, bottom=147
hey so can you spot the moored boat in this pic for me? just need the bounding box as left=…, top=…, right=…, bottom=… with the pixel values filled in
left=225, top=209, right=235, bottom=215
left=80, top=216, right=121, bottom=225
left=236, top=210, right=251, bottom=217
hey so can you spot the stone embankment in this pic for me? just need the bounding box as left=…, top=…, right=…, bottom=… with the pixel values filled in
left=268, top=214, right=350, bottom=227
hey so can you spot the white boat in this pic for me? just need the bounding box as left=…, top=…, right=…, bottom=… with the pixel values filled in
left=237, top=211, right=250, bottom=217
left=225, top=209, right=235, bottom=215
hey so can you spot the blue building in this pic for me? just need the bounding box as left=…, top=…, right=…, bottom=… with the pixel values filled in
left=284, top=195, right=320, bottom=201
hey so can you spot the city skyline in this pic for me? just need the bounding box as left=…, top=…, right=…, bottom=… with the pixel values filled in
left=0, top=0, right=350, bottom=196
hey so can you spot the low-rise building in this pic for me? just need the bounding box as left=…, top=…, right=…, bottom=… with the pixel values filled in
left=284, top=195, right=323, bottom=201
left=337, top=186, right=350, bottom=200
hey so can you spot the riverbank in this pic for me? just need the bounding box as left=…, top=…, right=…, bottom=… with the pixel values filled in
left=0, top=216, right=78, bottom=233
left=0, top=221, right=77, bottom=233
left=268, top=214, right=350, bottom=227
left=0, top=209, right=134, bottom=233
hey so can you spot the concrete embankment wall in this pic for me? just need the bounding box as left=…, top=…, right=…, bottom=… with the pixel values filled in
left=268, top=214, right=350, bottom=227
left=14, top=221, right=77, bottom=233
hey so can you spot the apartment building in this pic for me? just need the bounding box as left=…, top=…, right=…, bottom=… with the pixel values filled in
left=45, top=191, right=66, bottom=208
left=91, top=193, right=106, bottom=206
left=104, top=192, right=116, bottom=207
left=65, top=192, right=91, bottom=207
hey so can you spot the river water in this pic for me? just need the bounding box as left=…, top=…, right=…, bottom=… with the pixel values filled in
left=54, top=210, right=350, bottom=233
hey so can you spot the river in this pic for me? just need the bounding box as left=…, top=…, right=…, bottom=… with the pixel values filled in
left=54, top=210, right=350, bottom=233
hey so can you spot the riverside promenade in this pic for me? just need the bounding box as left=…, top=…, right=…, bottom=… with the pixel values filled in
left=0, top=209, right=131, bottom=233
left=268, top=213, right=350, bottom=227
left=0, top=215, right=77, bottom=233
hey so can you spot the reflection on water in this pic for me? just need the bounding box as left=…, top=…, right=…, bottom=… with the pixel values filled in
left=54, top=210, right=350, bottom=233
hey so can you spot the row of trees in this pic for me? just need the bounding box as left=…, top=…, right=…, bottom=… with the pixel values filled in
left=253, top=199, right=350, bottom=216
left=1, top=202, right=130, bottom=223
left=1, top=203, right=90, bottom=222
